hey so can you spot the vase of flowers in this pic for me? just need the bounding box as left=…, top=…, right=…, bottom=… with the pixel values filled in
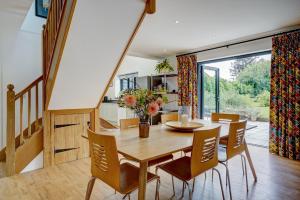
left=118, top=89, right=167, bottom=138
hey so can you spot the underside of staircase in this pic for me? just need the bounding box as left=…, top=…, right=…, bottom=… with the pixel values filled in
left=1, top=0, right=156, bottom=177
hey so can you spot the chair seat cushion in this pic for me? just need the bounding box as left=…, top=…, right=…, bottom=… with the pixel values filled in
left=157, top=156, right=192, bottom=181
left=218, top=145, right=228, bottom=162
left=120, top=163, right=158, bottom=194
left=149, top=154, right=173, bottom=166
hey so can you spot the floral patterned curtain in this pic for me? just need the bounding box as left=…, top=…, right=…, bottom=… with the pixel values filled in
left=269, top=30, right=300, bottom=160
left=177, top=55, right=198, bottom=119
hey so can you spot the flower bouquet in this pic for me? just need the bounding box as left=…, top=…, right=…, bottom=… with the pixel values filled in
left=118, top=89, right=168, bottom=137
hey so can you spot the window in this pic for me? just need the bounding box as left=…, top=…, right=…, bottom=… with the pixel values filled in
left=119, top=73, right=137, bottom=91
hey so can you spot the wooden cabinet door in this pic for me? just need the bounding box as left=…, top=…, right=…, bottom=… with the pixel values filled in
left=54, top=114, right=81, bottom=164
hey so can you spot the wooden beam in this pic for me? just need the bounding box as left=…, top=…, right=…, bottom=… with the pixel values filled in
left=146, top=0, right=156, bottom=14
left=89, top=108, right=100, bottom=132
left=43, top=111, right=54, bottom=167
left=6, top=84, right=16, bottom=176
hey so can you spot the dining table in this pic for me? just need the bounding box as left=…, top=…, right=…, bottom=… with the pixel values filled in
left=100, top=119, right=257, bottom=200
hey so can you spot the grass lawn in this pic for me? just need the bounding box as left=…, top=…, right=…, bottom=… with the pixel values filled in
left=256, top=106, right=269, bottom=121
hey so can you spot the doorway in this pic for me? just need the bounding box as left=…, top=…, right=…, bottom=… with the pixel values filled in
left=198, top=65, right=219, bottom=119
left=198, top=51, right=271, bottom=148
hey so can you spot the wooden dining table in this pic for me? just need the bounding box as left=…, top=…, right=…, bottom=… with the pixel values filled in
left=100, top=119, right=257, bottom=200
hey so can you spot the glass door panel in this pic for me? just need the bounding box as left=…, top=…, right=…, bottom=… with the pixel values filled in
left=199, top=65, right=220, bottom=119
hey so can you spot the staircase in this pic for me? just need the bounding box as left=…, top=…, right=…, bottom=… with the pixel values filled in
left=1, top=0, right=156, bottom=177
left=1, top=76, right=44, bottom=177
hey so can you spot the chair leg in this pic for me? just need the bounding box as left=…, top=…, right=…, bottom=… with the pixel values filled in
left=85, top=177, right=96, bottom=200
left=186, top=182, right=193, bottom=200
left=241, top=155, right=245, bottom=176
left=180, top=181, right=185, bottom=199
left=212, top=169, right=214, bottom=181
left=171, top=176, right=176, bottom=198
left=155, top=178, right=160, bottom=200
left=220, top=162, right=232, bottom=200
left=241, top=154, right=249, bottom=192
left=204, top=171, right=207, bottom=180
left=192, top=178, right=196, bottom=192
left=225, top=161, right=228, bottom=187
left=212, top=168, right=225, bottom=200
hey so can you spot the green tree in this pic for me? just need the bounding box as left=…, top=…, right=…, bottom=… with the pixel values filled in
left=230, top=57, right=257, bottom=78
left=237, top=59, right=271, bottom=96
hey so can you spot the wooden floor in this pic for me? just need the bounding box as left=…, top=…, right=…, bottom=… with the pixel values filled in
left=0, top=146, right=299, bottom=200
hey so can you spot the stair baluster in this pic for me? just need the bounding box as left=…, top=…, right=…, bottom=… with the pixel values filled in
left=5, top=76, right=43, bottom=176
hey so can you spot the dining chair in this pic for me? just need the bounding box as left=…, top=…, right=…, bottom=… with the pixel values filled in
left=120, top=118, right=140, bottom=129
left=85, top=129, right=160, bottom=200
left=161, top=112, right=178, bottom=124
left=218, top=120, right=248, bottom=200
left=156, top=126, right=225, bottom=200
left=183, top=112, right=240, bottom=155
left=119, top=118, right=174, bottom=167
left=211, top=112, right=240, bottom=122
left=100, top=117, right=119, bottom=129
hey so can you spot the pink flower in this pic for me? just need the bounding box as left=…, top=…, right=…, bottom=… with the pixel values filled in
left=124, top=95, right=136, bottom=107
left=156, top=97, right=164, bottom=107
left=148, top=102, right=159, bottom=116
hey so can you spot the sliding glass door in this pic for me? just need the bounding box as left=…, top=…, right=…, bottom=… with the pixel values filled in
left=198, top=65, right=220, bottom=119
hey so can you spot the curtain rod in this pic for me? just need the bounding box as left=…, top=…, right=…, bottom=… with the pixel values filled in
left=176, top=28, right=300, bottom=57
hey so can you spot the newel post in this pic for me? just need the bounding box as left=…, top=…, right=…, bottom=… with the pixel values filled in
left=6, top=84, right=16, bottom=176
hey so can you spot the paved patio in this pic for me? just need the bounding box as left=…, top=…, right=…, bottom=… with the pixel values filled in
left=246, top=121, right=269, bottom=148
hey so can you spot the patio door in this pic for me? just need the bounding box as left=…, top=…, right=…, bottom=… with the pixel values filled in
left=198, top=65, right=220, bottom=119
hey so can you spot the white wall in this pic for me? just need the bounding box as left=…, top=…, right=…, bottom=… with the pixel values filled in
left=0, top=0, right=45, bottom=149
left=1, top=31, right=43, bottom=149
left=49, top=0, right=146, bottom=110
left=167, top=37, right=272, bottom=66
left=105, top=55, right=159, bottom=99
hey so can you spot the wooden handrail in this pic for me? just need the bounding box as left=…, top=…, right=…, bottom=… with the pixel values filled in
left=6, top=76, right=43, bottom=176
left=43, top=0, right=67, bottom=84
left=43, top=0, right=77, bottom=110
left=15, top=76, right=43, bottom=100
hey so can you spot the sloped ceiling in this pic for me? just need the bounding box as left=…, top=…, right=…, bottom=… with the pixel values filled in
left=48, top=0, right=146, bottom=110
left=129, top=0, right=300, bottom=58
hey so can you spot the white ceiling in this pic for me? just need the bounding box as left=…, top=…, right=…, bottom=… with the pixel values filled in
left=129, top=0, right=300, bottom=58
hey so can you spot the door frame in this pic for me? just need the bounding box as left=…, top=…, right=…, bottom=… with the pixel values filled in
left=198, top=64, right=220, bottom=119
left=197, top=50, right=272, bottom=119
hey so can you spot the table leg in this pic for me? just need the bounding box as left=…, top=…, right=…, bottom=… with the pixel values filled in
left=138, top=161, right=148, bottom=200
left=244, top=142, right=257, bottom=182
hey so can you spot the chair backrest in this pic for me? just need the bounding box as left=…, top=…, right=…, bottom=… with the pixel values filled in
left=226, top=120, right=247, bottom=159
left=161, top=112, right=178, bottom=124
left=211, top=112, right=240, bottom=122
left=191, top=126, right=221, bottom=177
left=119, top=118, right=139, bottom=129
left=100, top=117, right=118, bottom=129
left=87, top=129, right=121, bottom=190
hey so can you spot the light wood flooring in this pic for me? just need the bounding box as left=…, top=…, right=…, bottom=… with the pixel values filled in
left=0, top=146, right=299, bottom=200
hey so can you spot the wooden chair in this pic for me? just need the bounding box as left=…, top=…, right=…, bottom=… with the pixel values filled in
left=85, top=129, right=160, bottom=200
left=120, top=118, right=140, bottom=129
left=100, top=117, right=118, bottom=129
left=211, top=112, right=240, bottom=122
left=211, top=113, right=240, bottom=145
left=161, top=112, right=178, bottom=124
left=218, top=120, right=248, bottom=200
left=119, top=118, right=173, bottom=167
left=156, top=126, right=225, bottom=200
left=183, top=112, right=240, bottom=155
